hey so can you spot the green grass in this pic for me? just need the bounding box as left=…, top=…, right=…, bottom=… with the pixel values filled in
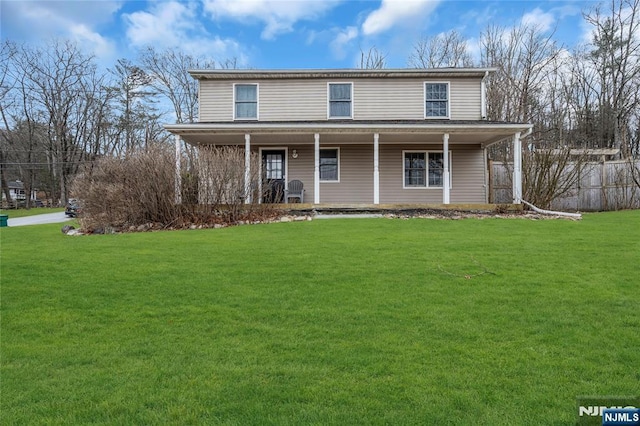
left=1, top=211, right=639, bottom=425
left=0, top=207, right=64, bottom=218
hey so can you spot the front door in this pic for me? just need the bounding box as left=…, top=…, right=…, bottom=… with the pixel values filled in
left=262, top=149, right=285, bottom=203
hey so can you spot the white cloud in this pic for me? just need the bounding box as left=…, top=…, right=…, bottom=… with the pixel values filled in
left=521, top=7, right=556, bottom=32
left=465, top=36, right=482, bottom=64
left=124, top=2, right=200, bottom=47
left=69, top=24, right=117, bottom=60
left=202, top=0, right=341, bottom=40
left=1, top=1, right=121, bottom=59
left=362, top=0, right=441, bottom=36
left=123, top=1, right=246, bottom=61
left=330, top=26, right=359, bottom=60
left=459, top=4, right=498, bottom=28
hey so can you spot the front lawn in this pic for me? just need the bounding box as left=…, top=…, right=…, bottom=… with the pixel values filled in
left=1, top=211, right=638, bottom=424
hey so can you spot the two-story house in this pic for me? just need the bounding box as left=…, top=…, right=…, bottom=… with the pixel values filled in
left=165, top=68, right=532, bottom=207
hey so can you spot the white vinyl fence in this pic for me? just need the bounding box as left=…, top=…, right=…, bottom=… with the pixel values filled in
left=490, top=160, right=640, bottom=211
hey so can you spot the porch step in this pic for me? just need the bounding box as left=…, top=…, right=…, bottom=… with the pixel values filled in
left=315, top=213, right=384, bottom=219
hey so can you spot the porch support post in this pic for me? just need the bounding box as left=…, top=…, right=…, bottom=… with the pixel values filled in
left=314, top=133, right=320, bottom=204
left=513, top=132, right=522, bottom=204
left=174, top=134, right=182, bottom=205
left=244, top=134, right=251, bottom=204
left=443, top=133, right=450, bottom=204
left=373, top=133, right=380, bottom=204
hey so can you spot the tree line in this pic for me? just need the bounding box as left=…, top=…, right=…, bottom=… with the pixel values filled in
left=1, top=0, right=639, bottom=208
left=0, top=41, right=236, bottom=207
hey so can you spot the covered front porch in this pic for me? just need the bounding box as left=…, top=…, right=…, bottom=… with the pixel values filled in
left=165, top=121, right=533, bottom=207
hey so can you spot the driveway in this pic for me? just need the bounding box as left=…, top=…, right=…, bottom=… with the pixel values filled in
left=6, top=212, right=73, bottom=227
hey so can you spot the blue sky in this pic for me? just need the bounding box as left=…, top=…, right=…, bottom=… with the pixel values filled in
left=1, top=0, right=599, bottom=69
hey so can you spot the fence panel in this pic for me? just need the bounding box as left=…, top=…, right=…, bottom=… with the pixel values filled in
left=491, top=160, right=640, bottom=211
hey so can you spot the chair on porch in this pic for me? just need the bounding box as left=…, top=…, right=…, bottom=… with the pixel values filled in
left=285, top=180, right=305, bottom=203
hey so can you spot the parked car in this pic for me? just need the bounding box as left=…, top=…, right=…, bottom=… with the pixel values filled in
left=65, top=199, right=81, bottom=217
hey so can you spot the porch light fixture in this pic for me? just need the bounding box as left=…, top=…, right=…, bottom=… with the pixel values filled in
left=292, top=149, right=298, bottom=159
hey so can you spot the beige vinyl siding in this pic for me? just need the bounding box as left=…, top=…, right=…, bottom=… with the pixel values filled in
left=199, top=80, right=234, bottom=121
left=356, top=78, right=481, bottom=120
left=259, top=80, right=327, bottom=121
left=249, top=142, right=486, bottom=204
left=199, top=77, right=483, bottom=122
left=449, top=79, right=482, bottom=120
left=318, top=145, right=374, bottom=203
left=252, top=143, right=373, bottom=203
left=379, top=144, right=443, bottom=203
left=378, top=144, right=485, bottom=204
left=284, top=145, right=315, bottom=203
left=354, top=79, right=424, bottom=120
left=450, top=146, right=486, bottom=203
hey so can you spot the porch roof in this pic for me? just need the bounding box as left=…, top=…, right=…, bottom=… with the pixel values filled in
left=164, top=120, right=532, bottom=148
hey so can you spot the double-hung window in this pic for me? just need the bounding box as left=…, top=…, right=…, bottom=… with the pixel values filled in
left=235, top=84, right=258, bottom=120
left=425, top=82, right=449, bottom=118
left=328, top=83, right=352, bottom=119
left=404, top=152, right=426, bottom=187
left=403, top=151, right=449, bottom=188
left=319, top=148, right=339, bottom=181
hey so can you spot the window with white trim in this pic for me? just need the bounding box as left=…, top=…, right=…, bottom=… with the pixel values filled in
left=425, top=82, right=449, bottom=118
left=235, top=84, right=258, bottom=119
left=403, top=151, right=450, bottom=188
left=319, top=148, right=339, bottom=181
left=328, top=83, right=352, bottom=119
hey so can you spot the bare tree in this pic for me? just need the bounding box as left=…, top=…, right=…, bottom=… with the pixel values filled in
left=138, top=47, right=238, bottom=194
left=1, top=41, right=55, bottom=207
left=480, top=24, right=563, bottom=123
left=583, top=0, right=640, bottom=154
left=408, top=30, right=474, bottom=68
left=107, top=59, right=162, bottom=155
left=0, top=41, right=17, bottom=204
left=359, top=46, right=387, bottom=69
left=10, top=40, right=109, bottom=204
left=138, top=47, right=232, bottom=125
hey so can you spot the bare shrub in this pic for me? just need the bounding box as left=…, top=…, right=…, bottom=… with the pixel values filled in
left=73, top=144, right=278, bottom=231
left=182, top=146, right=273, bottom=224
left=522, top=147, right=591, bottom=209
left=72, top=143, right=178, bottom=230
left=605, top=160, right=640, bottom=210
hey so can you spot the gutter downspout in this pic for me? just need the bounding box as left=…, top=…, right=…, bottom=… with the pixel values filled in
left=521, top=200, right=582, bottom=219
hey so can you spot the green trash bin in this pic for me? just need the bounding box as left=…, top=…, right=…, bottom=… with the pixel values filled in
left=0, top=214, right=8, bottom=227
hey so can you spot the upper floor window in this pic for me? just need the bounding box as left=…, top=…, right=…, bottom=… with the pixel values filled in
left=235, top=84, right=258, bottom=120
left=319, top=148, right=339, bottom=181
left=425, top=82, right=449, bottom=118
left=328, top=83, right=352, bottom=119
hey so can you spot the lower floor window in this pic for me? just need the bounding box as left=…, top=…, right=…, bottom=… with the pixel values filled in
left=320, top=148, right=339, bottom=181
left=403, top=151, right=448, bottom=188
